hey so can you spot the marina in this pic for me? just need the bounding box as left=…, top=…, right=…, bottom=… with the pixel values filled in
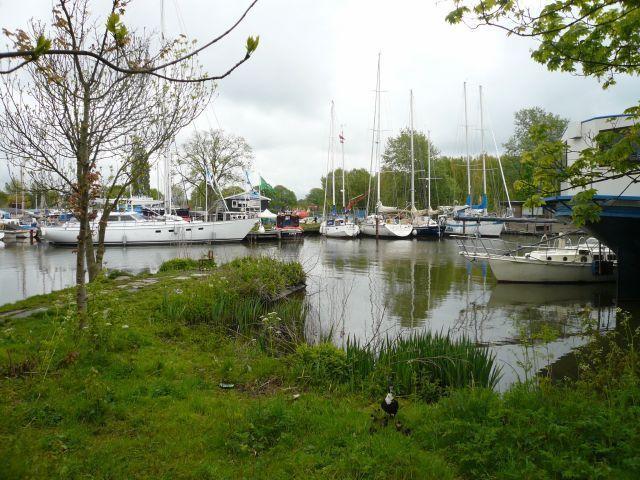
left=1, top=0, right=640, bottom=477
left=0, top=235, right=618, bottom=387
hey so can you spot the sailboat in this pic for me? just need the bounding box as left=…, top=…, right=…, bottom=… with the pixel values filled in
left=406, top=91, right=443, bottom=238
left=360, top=55, right=413, bottom=239
left=444, top=83, right=505, bottom=237
left=321, top=102, right=360, bottom=238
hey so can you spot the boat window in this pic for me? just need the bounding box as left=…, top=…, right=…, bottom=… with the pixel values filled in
left=562, top=257, right=568, bottom=261
left=581, top=256, right=587, bottom=262
left=155, top=230, right=161, bottom=233
left=168, top=229, right=174, bottom=232
left=186, top=228, right=191, bottom=231
left=198, top=227, right=204, bottom=230
left=107, top=214, right=120, bottom=221
left=546, top=256, right=552, bottom=261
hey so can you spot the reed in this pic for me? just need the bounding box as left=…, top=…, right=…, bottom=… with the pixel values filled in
left=344, top=332, right=502, bottom=395
left=157, top=257, right=307, bottom=347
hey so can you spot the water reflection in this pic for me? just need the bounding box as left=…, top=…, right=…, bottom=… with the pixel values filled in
left=0, top=237, right=618, bottom=386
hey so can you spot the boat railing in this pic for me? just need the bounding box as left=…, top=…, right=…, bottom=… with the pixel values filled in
left=455, top=233, right=580, bottom=259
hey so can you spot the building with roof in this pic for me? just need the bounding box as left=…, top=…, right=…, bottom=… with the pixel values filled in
left=545, top=114, right=640, bottom=299
left=211, top=191, right=270, bottom=221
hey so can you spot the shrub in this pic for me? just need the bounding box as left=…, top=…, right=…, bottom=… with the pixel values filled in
left=158, top=258, right=200, bottom=273
left=291, top=343, right=349, bottom=386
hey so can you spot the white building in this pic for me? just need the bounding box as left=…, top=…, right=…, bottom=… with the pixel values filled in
left=562, top=114, right=640, bottom=197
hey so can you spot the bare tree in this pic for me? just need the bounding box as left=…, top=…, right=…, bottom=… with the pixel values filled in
left=175, top=129, right=254, bottom=207
left=0, top=0, right=255, bottom=325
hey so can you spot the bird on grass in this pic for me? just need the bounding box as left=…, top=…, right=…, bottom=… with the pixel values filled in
left=381, top=386, right=399, bottom=418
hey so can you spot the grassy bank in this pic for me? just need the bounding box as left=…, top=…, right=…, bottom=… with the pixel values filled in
left=1, top=257, right=639, bottom=479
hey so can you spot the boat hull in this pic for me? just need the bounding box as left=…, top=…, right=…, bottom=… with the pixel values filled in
left=360, top=222, right=413, bottom=238
left=40, top=218, right=258, bottom=246
left=412, top=225, right=443, bottom=238
left=323, top=224, right=360, bottom=238
left=445, top=220, right=504, bottom=237
left=487, top=256, right=615, bottom=283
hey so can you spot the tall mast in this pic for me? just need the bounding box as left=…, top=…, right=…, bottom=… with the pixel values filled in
left=479, top=85, right=486, bottom=197
left=464, top=81, right=471, bottom=201
left=20, top=164, right=24, bottom=215
left=330, top=100, right=336, bottom=209
left=375, top=54, right=382, bottom=207
left=427, top=130, right=432, bottom=213
left=409, top=89, right=415, bottom=213
left=340, top=125, right=346, bottom=211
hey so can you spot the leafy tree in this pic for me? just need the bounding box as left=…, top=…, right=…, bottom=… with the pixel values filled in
left=0, top=0, right=256, bottom=324
left=222, top=186, right=245, bottom=197
left=176, top=129, right=253, bottom=197
left=503, top=108, right=569, bottom=202
left=129, top=138, right=151, bottom=196
left=504, top=108, right=569, bottom=157
left=305, top=188, right=325, bottom=209
left=269, top=185, right=297, bottom=211
left=447, top=1, right=640, bottom=224
left=322, top=168, right=372, bottom=212
left=380, top=129, right=440, bottom=209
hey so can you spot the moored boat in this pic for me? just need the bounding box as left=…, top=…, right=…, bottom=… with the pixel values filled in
left=275, top=212, right=303, bottom=239
left=360, top=214, right=413, bottom=238
left=459, top=235, right=616, bottom=283
left=323, top=216, right=360, bottom=238
left=40, top=211, right=257, bottom=246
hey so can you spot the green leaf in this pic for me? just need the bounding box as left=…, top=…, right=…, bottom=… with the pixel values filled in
left=246, top=35, right=260, bottom=56
left=106, top=13, right=120, bottom=34
left=32, top=34, right=51, bottom=59
left=445, top=7, right=469, bottom=24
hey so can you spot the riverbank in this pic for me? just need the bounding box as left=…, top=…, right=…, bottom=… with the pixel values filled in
left=1, top=257, right=639, bottom=478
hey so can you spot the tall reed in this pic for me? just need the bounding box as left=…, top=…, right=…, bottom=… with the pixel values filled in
left=345, top=332, right=502, bottom=394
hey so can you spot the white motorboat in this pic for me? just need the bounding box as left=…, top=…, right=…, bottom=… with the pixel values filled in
left=459, top=235, right=616, bottom=283
left=40, top=211, right=257, bottom=246
left=323, top=217, right=360, bottom=238
left=0, top=231, right=4, bottom=241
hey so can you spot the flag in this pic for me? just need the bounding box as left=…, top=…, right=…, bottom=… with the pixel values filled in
left=259, top=176, right=275, bottom=198
left=339, top=133, right=345, bottom=143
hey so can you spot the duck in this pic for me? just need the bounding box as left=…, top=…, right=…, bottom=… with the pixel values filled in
left=380, top=386, right=398, bottom=417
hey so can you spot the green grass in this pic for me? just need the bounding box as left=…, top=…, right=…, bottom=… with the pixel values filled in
left=0, top=256, right=639, bottom=478
left=158, top=256, right=217, bottom=272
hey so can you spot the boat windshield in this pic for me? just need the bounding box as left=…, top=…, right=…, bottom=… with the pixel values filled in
left=107, top=212, right=143, bottom=222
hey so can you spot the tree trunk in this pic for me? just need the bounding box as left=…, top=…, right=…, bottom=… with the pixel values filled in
left=85, top=229, right=99, bottom=282
left=75, top=84, right=92, bottom=325
left=76, top=204, right=88, bottom=328
left=94, top=205, right=112, bottom=275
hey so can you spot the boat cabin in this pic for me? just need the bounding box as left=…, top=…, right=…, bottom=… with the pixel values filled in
left=212, top=191, right=270, bottom=221
left=276, top=212, right=301, bottom=231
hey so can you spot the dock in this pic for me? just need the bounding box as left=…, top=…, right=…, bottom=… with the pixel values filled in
left=245, top=229, right=304, bottom=243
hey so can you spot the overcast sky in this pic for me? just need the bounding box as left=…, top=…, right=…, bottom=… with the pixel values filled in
left=1, top=0, right=638, bottom=197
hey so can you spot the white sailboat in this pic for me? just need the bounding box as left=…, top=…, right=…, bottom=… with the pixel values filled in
left=321, top=102, right=360, bottom=238
left=445, top=83, right=505, bottom=237
left=360, top=55, right=413, bottom=239
left=407, top=91, right=442, bottom=238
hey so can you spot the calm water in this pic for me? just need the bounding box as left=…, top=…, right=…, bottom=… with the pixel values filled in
left=0, top=237, right=617, bottom=386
